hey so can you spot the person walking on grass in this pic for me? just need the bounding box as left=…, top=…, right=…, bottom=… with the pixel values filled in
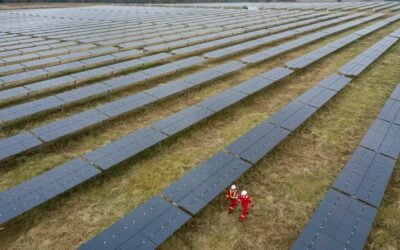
left=226, top=184, right=239, bottom=214
left=238, top=190, right=253, bottom=222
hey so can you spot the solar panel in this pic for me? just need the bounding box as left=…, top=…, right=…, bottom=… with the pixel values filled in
left=226, top=121, right=290, bottom=164
left=390, top=84, right=400, bottom=102
left=25, top=75, right=76, bottom=92
left=162, top=152, right=251, bottom=214
left=0, top=96, right=64, bottom=124
left=359, top=118, right=400, bottom=159
left=333, top=151, right=396, bottom=207
left=84, top=127, right=167, bottom=170
left=44, top=61, right=85, bottom=74
left=0, top=86, right=30, bottom=103
left=0, top=158, right=99, bottom=224
left=71, top=66, right=114, bottom=83
left=0, top=131, right=42, bottom=161
left=80, top=196, right=190, bottom=250
left=292, top=189, right=377, bottom=250
left=377, top=98, right=400, bottom=124
left=105, top=72, right=148, bottom=89
left=197, top=89, right=247, bottom=112
left=145, top=79, right=193, bottom=100
left=151, top=105, right=213, bottom=136
left=317, top=74, right=352, bottom=92
left=55, top=82, right=112, bottom=104
left=0, top=69, right=48, bottom=87
left=32, top=110, right=108, bottom=142
left=96, top=92, right=157, bottom=118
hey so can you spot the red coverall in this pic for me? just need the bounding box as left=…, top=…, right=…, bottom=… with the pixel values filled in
left=225, top=188, right=238, bottom=213
left=238, top=194, right=253, bottom=221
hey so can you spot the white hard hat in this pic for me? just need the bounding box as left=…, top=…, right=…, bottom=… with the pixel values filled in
left=231, top=185, right=236, bottom=190
left=241, top=190, right=247, bottom=196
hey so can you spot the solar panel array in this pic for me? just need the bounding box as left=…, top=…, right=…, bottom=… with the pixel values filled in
left=1, top=4, right=399, bottom=249
left=80, top=17, right=400, bottom=250
left=292, top=84, right=400, bottom=250
left=242, top=13, right=384, bottom=64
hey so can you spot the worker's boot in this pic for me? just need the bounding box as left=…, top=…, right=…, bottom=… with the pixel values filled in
left=239, top=214, right=245, bottom=222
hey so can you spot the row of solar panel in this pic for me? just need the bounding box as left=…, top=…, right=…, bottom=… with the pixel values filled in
left=340, top=28, right=400, bottom=76
left=0, top=54, right=200, bottom=126
left=144, top=12, right=326, bottom=54
left=81, top=29, right=400, bottom=249
left=292, top=84, right=400, bottom=250
left=0, top=13, right=360, bottom=127
left=1, top=14, right=395, bottom=223
left=0, top=12, right=336, bottom=103
left=0, top=10, right=283, bottom=65
left=79, top=70, right=354, bottom=249
left=286, top=15, right=400, bottom=69
left=241, top=13, right=384, bottom=64
left=0, top=63, right=292, bottom=225
left=0, top=51, right=173, bottom=88
left=0, top=9, right=270, bottom=52
left=0, top=57, right=245, bottom=161
left=3, top=9, right=300, bottom=52
left=173, top=12, right=350, bottom=56
left=0, top=12, right=370, bottom=125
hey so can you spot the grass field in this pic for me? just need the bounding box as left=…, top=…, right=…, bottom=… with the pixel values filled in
left=0, top=5, right=399, bottom=250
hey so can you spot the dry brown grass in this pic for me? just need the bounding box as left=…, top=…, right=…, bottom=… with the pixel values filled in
left=0, top=16, right=399, bottom=250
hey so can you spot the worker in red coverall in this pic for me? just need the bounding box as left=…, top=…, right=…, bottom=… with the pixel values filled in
left=238, top=190, right=253, bottom=222
left=225, top=184, right=238, bottom=213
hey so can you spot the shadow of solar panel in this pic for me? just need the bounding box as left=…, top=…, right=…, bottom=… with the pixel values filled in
left=151, top=105, right=214, bottom=136
left=96, top=92, right=156, bottom=118
left=80, top=196, right=190, bottom=250
left=0, top=96, right=64, bottom=124
left=0, top=131, right=42, bottom=161
left=84, top=127, right=167, bottom=170
left=293, top=189, right=377, bottom=250
left=197, top=89, right=247, bottom=112
left=32, top=110, right=108, bottom=142
left=0, top=158, right=98, bottom=224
